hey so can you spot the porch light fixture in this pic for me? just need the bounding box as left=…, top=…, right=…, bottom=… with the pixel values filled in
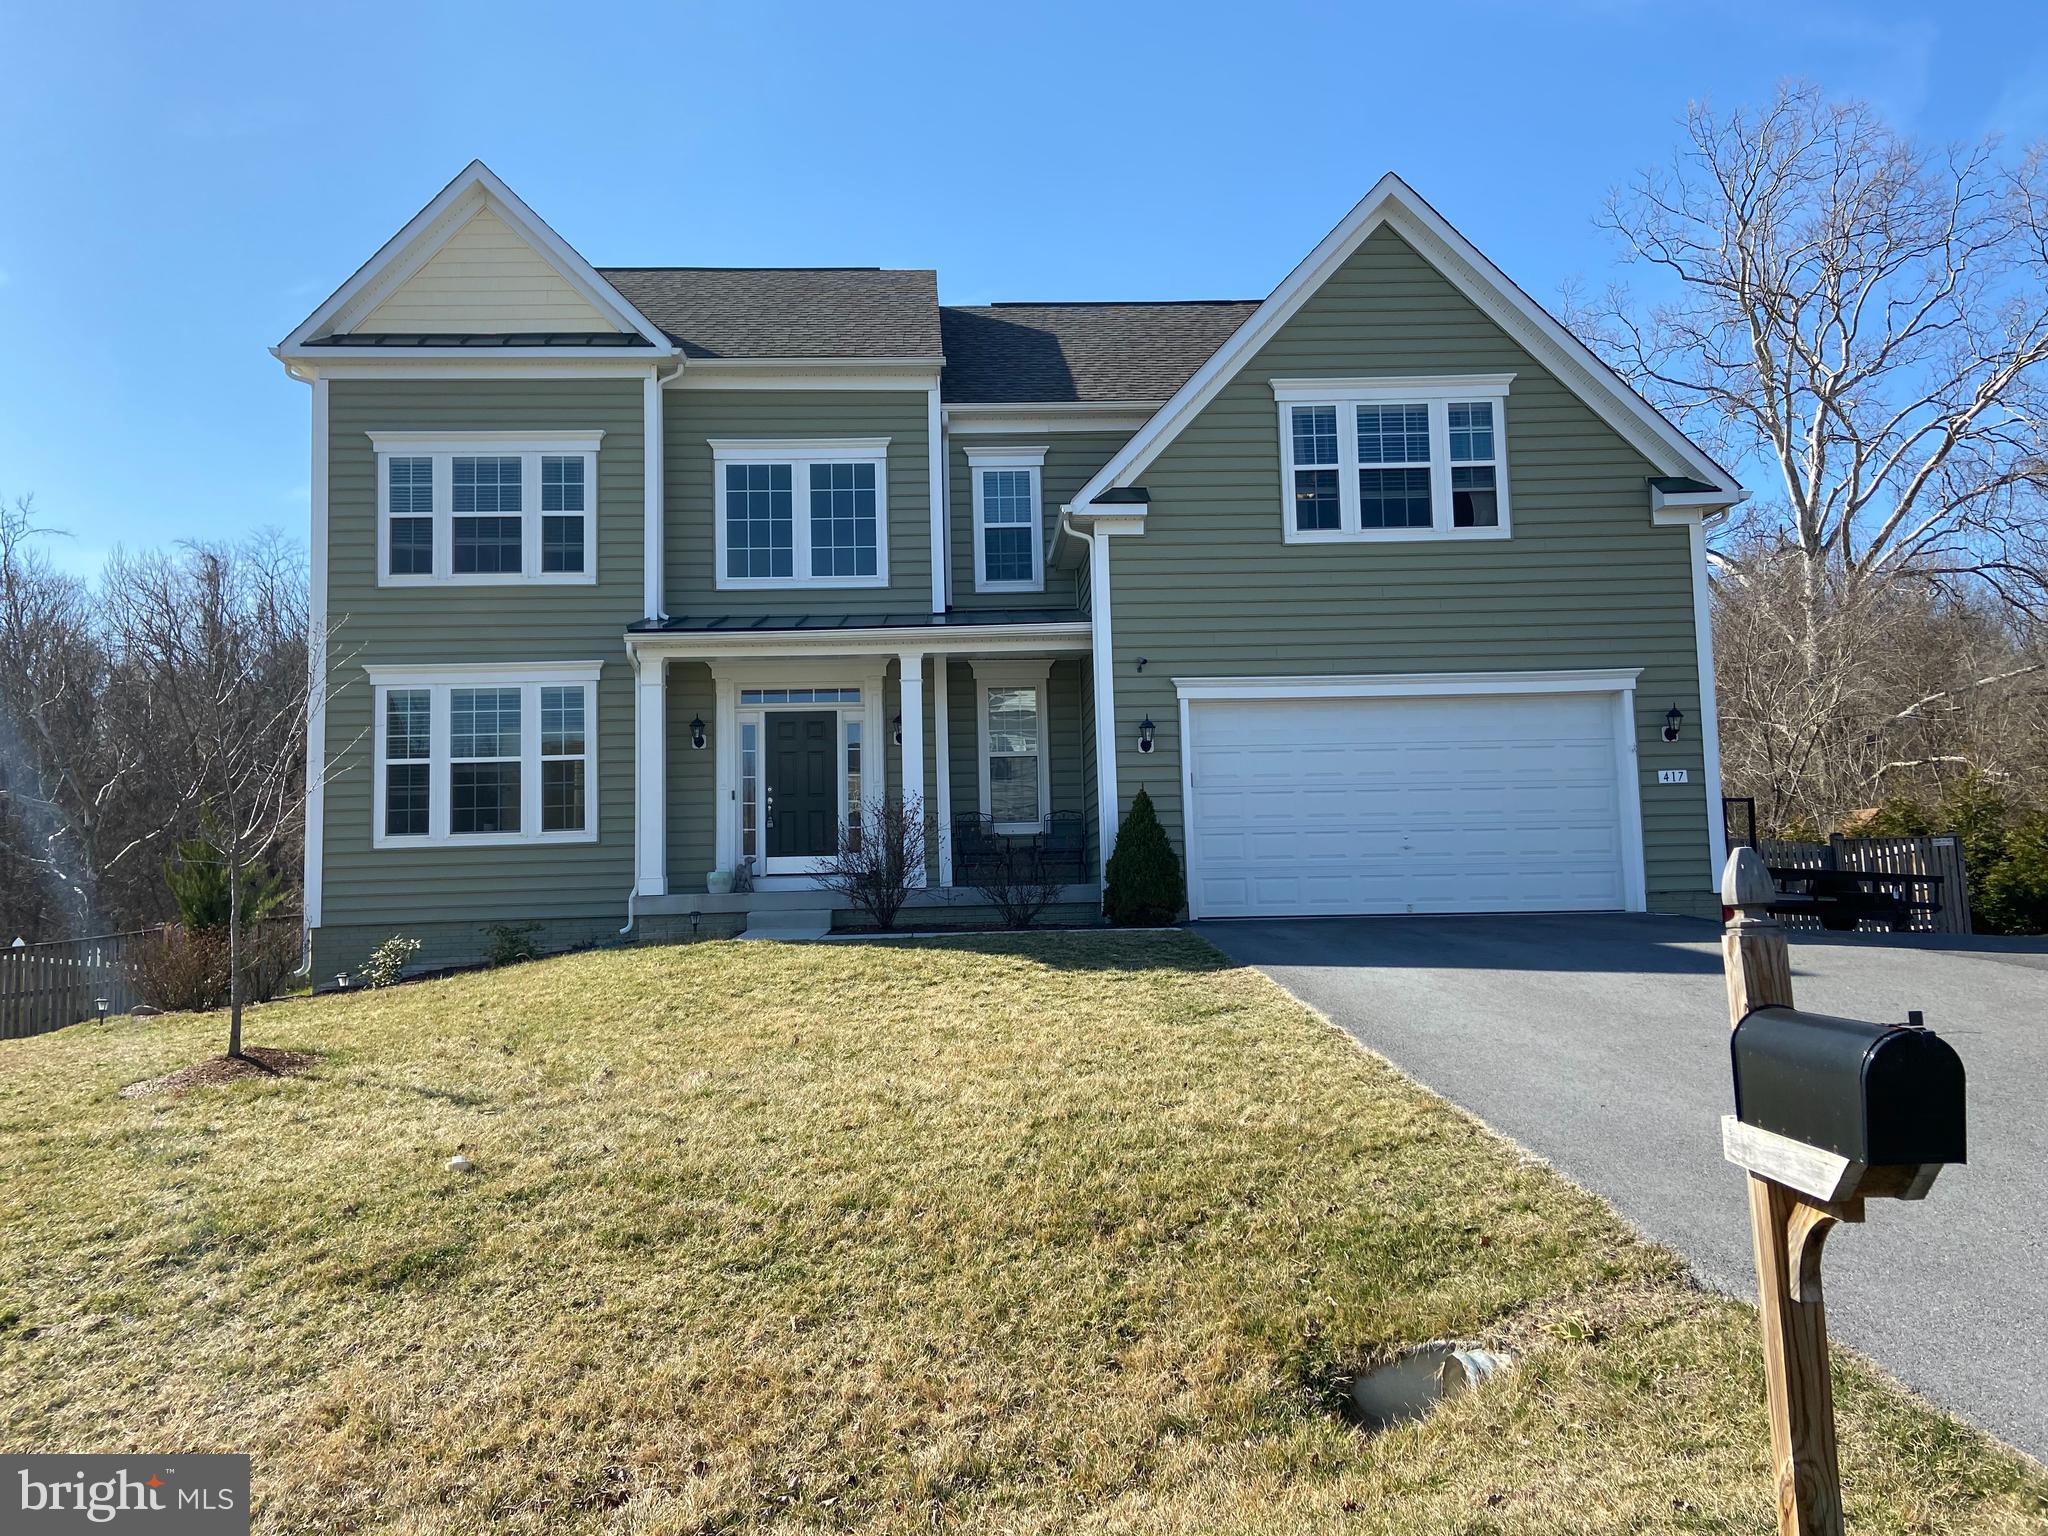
left=892, top=714, right=903, bottom=746
left=1663, top=704, right=1684, bottom=743
left=1137, top=716, right=1156, bottom=754
left=690, top=715, right=707, bottom=750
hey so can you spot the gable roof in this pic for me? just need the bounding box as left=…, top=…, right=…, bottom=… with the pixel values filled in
left=938, top=302, right=1260, bottom=404
left=601, top=267, right=941, bottom=360
left=1067, top=173, right=1743, bottom=514
left=278, top=161, right=672, bottom=355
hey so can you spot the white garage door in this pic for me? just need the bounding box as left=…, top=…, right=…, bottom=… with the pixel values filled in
left=1185, top=691, right=1632, bottom=918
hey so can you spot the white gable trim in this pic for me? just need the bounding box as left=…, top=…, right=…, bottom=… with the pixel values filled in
left=1067, top=174, right=1741, bottom=515
left=280, top=160, right=674, bottom=354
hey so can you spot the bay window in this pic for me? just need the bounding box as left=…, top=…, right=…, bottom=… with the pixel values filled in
left=368, top=663, right=601, bottom=847
left=711, top=437, right=890, bottom=589
left=370, top=431, right=602, bottom=585
left=1272, top=376, right=1512, bottom=542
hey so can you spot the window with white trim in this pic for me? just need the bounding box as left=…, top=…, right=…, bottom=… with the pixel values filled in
left=711, top=438, right=890, bottom=588
left=370, top=432, right=602, bottom=585
left=966, top=446, right=1046, bottom=592
left=974, top=660, right=1053, bottom=833
left=1272, top=378, right=1511, bottom=542
left=369, top=665, right=600, bottom=847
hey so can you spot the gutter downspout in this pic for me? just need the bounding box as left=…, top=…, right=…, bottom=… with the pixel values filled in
left=1061, top=510, right=1119, bottom=887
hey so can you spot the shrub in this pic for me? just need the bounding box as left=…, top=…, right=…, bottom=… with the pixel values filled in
left=1104, top=787, right=1185, bottom=926
left=361, top=935, right=423, bottom=989
left=135, top=925, right=231, bottom=1012
left=482, top=921, right=543, bottom=967
left=238, top=921, right=303, bottom=1005
left=819, top=795, right=926, bottom=930
left=972, top=837, right=1065, bottom=929
left=1859, top=776, right=2048, bottom=935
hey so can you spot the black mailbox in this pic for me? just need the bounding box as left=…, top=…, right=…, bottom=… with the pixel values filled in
left=1731, top=1006, right=1966, bottom=1166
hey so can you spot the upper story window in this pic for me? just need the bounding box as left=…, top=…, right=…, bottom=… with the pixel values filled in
left=368, top=432, right=602, bottom=587
left=1270, top=376, right=1512, bottom=543
left=369, top=662, right=601, bottom=849
left=710, top=438, right=891, bottom=590
left=966, top=446, right=1046, bottom=593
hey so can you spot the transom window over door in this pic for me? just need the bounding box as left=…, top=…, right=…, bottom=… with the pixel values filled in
left=368, top=663, right=601, bottom=848
left=967, top=446, right=1046, bottom=592
left=1271, top=376, right=1513, bottom=542
left=711, top=438, right=890, bottom=589
left=369, top=432, right=602, bottom=585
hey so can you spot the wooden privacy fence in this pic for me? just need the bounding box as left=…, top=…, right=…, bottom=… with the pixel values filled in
left=1, top=929, right=150, bottom=1040
left=1759, top=834, right=1973, bottom=935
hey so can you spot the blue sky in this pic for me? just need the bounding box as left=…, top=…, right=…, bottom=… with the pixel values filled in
left=2, top=1, right=2043, bottom=575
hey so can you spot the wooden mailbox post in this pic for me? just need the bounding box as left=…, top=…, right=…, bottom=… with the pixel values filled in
left=1720, top=847, right=1966, bottom=1536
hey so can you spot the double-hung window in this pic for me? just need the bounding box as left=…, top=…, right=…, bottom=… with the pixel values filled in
left=974, top=660, right=1053, bottom=834
left=966, top=446, right=1046, bottom=592
left=369, top=663, right=601, bottom=847
left=711, top=438, right=890, bottom=589
left=1272, top=376, right=1512, bottom=542
left=370, top=432, right=602, bottom=585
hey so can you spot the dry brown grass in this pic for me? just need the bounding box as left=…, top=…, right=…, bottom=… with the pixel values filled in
left=1, top=932, right=2041, bottom=1534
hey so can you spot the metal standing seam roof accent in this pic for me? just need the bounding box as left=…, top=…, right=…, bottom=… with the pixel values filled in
left=628, top=610, right=1087, bottom=635
left=307, top=332, right=653, bottom=348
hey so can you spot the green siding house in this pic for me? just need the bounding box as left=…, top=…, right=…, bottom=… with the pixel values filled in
left=275, top=161, right=1742, bottom=979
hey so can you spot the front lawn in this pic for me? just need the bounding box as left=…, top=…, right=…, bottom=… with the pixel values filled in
left=2, top=933, right=2041, bottom=1533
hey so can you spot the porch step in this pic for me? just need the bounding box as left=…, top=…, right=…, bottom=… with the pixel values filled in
left=737, top=907, right=833, bottom=942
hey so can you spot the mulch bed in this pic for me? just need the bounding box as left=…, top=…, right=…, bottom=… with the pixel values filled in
left=120, top=1046, right=319, bottom=1100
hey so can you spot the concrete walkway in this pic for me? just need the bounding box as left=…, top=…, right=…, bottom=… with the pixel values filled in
left=1194, top=911, right=2048, bottom=1463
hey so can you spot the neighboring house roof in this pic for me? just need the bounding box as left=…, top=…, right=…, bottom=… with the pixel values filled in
left=938, top=302, right=1261, bottom=404
left=600, top=268, right=943, bottom=360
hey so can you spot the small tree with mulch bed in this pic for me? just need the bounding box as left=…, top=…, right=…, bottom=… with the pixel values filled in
left=1104, top=787, right=1185, bottom=925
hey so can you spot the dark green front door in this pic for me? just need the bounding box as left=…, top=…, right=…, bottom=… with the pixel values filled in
left=767, top=711, right=838, bottom=859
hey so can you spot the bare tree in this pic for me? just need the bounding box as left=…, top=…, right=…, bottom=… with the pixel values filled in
left=0, top=497, right=174, bottom=934
left=1580, top=84, right=2048, bottom=830
left=102, top=538, right=345, bottom=1058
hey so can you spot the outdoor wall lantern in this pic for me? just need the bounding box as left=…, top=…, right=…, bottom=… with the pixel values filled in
left=1664, top=704, right=1685, bottom=743
left=892, top=714, right=903, bottom=746
left=690, top=715, right=707, bottom=750
left=1138, top=716, right=1156, bottom=754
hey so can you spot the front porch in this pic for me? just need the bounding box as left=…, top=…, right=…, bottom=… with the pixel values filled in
left=625, top=614, right=1102, bottom=918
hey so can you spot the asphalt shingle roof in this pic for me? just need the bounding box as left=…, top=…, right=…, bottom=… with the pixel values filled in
left=599, top=267, right=943, bottom=360
left=938, top=301, right=1260, bottom=404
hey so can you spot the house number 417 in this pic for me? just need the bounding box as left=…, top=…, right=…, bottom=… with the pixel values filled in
left=1657, top=769, right=1690, bottom=784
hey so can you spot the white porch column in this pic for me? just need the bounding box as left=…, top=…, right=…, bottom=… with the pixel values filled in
left=1089, top=535, right=1119, bottom=883
left=897, top=651, right=927, bottom=884
left=712, top=673, right=738, bottom=872
left=931, top=657, right=953, bottom=885
left=634, top=654, right=668, bottom=896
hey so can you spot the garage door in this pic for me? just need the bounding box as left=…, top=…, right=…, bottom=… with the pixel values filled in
left=1185, top=691, right=1631, bottom=918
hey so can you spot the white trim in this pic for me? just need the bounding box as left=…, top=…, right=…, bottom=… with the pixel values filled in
left=369, top=663, right=604, bottom=850
left=372, top=435, right=602, bottom=588
left=1270, top=373, right=1516, bottom=401
left=634, top=655, right=667, bottom=895
left=932, top=660, right=953, bottom=884
left=927, top=384, right=947, bottom=613
left=1068, top=175, right=1740, bottom=515
left=1171, top=668, right=1643, bottom=701
left=643, top=372, right=666, bottom=620
left=673, top=360, right=942, bottom=392
left=966, top=446, right=1048, bottom=594
left=897, top=653, right=927, bottom=884
left=1275, top=383, right=1511, bottom=544
left=1173, top=668, right=1648, bottom=917
left=1087, top=531, right=1119, bottom=883
left=285, top=359, right=661, bottom=379
left=626, top=620, right=1091, bottom=661
left=1651, top=485, right=1744, bottom=519
left=281, top=161, right=670, bottom=352
left=973, top=659, right=1054, bottom=834
left=304, top=375, right=329, bottom=930
left=709, top=438, right=891, bottom=590
left=1689, top=517, right=1728, bottom=885
left=366, top=430, right=604, bottom=453
left=946, top=403, right=1162, bottom=435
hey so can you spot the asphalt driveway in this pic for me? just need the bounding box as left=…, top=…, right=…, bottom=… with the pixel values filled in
left=1195, top=912, right=2048, bottom=1462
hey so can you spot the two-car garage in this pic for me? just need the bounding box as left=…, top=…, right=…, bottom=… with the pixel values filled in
left=1178, top=674, right=1644, bottom=920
